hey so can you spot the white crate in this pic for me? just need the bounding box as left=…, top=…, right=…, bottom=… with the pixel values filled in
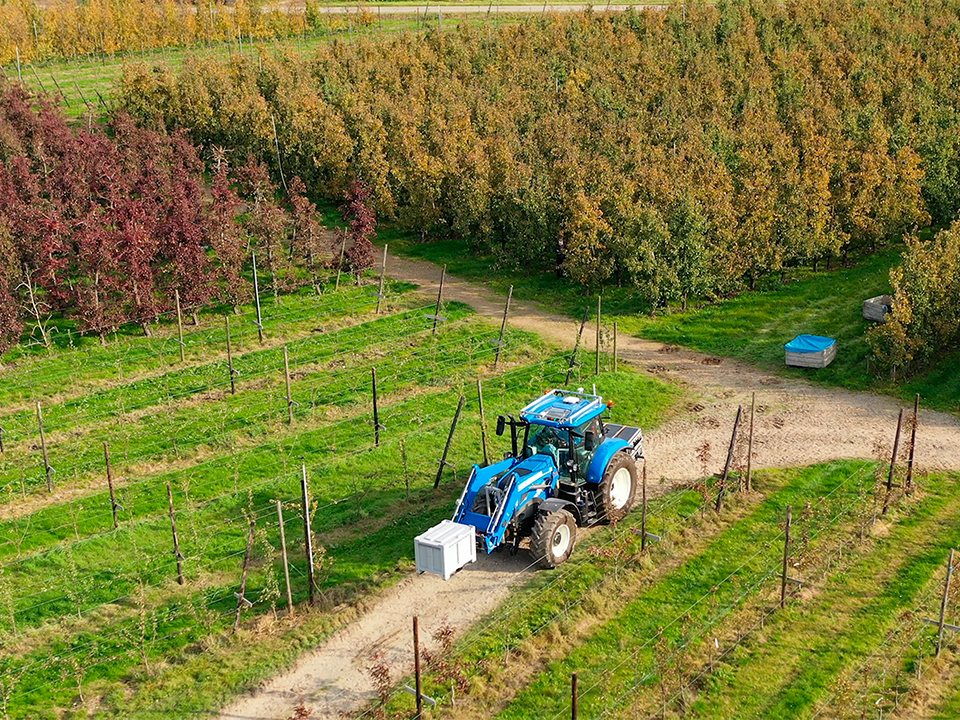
left=415, top=520, right=476, bottom=580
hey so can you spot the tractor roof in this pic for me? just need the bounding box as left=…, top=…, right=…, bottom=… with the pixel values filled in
left=519, top=389, right=606, bottom=428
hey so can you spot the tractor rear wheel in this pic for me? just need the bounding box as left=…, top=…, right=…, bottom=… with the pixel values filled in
left=531, top=510, right=577, bottom=568
left=598, top=452, right=638, bottom=522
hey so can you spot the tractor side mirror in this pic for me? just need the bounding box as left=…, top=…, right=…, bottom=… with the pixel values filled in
left=584, top=431, right=597, bottom=452
left=496, top=416, right=506, bottom=437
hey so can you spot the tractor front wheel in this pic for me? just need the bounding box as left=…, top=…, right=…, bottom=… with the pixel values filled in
left=598, top=452, right=638, bottom=522
left=531, top=510, right=577, bottom=569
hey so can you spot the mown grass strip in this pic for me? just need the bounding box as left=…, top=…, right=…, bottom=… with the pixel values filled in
left=490, top=462, right=871, bottom=719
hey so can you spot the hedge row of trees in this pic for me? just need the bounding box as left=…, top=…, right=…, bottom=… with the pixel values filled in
left=0, top=83, right=375, bottom=356
left=116, top=0, right=960, bottom=316
left=870, top=226, right=960, bottom=375
left=0, top=0, right=351, bottom=65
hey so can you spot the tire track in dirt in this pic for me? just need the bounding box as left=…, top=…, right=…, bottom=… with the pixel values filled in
left=220, top=252, right=960, bottom=720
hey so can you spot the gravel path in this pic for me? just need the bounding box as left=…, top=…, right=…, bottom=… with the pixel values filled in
left=220, top=252, right=960, bottom=720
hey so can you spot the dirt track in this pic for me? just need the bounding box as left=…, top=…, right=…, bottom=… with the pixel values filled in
left=220, top=253, right=960, bottom=720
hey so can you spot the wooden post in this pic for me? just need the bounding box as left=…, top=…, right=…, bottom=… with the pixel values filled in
left=283, top=346, right=295, bottom=425
left=277, top=500, right=294, bottom=614
left=937, top=549, right=955, bottom=657
left=595, top=295, right=601, bottom=375
left=232, top=518, right=256, bottom=633
left=166, top=482, right=184, bottom=585
left=413, top=616, right=423, bottom=717
left=225, top=315, right=236, bottom=395
left=372, top=367, right=381, bottom=447
left=0, top=427, right=5, bottom=453
left=29, top=65, right=47, bottom=94
left=335, top=234, right=346, bottom=291
left=15, top=46, right=22, bottom=84
left=906, top=394, right=919, bottom=489
left=432, top=265, right=446, bottom=336
left=494, top=285, right=513, bottom=369
left=641, top=460, right=648, bottom=551
left=174, top=288, right=185, bottom=363
left=715, top=405, right=743, bottom=513
left=780, top=505, right=792, bottom=609
left=571, top=671, right=578, bottom=720
left=73, top=81, right=91, bottom=111
left=477, top=378, right=490, bottom=466
left=883, top=409, right=904, bottom=516
left=434, top=395, right=465, bottom=489
left=565, top=307, right=590, bottom=386
left=376, top=244, right=388, bottom=315
left=37, top=402, right=53, bottom=492
left=746, top=392, right=756, bottom=492
left=301, top=463, right=316, bottom=606
left=613, top=321, right=618, bottom=373
left=104, top=442, right=118, bottom=529
left=252, top=251, right=264, bottom=344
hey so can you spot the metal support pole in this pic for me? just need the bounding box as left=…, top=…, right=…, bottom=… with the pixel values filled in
left=780, top=505, right=792, bottom=609
left=413, top=616, right=423, bottom=717
left=494, top=285, right=513, bottom=369
left=937, top=549, right=955, bottom=657
left=571, top=671, right=578, bottom=720
left=252, top=251, right=264, bottom=343
left=883, top=409, right=904, bottom=516
left=166, top=482, right=184, bottom=585
left=434, top=395, right=465, bottom=489
left=715, top=405, right=743, bottom=513
left=595, top=295, right=601, bottom=375
left=283, top=346, right=295, bottom=425
left=104, top=441, right=118, bottom=529
left=15, top=46, right=22, bottom=84
left=372, top=367, right=381, bottom=447
left=641, top=460, right=648, bottom=552
left=565, top=307, right=590, bottom=386
left=276, top=500, right=294, bottom=614
left=175, top=288, right=185, bottom=363
left=746, top=392, right=756, bottom=492
left=301, top=463, right=316, bottom=606
left=376, top=245, right=388, bottom=314
left=225, top=315, right=236, bottom=395
left=478, top=378, right=490, bottom=466
left=37, top=402, right=53, bottom=492
left=906, top=394, right=919, bottom=489
left=232, top=518, right=256, bottom=632
left=432, top=265, right=446, bottom=336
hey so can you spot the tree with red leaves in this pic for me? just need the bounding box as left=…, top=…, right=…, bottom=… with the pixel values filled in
left=339, top=179, right=377, bottom=281
left=287, top=176, right=326, bottom=293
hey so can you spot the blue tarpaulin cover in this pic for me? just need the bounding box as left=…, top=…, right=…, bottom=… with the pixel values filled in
left=784, top=335, right=836, bottom=353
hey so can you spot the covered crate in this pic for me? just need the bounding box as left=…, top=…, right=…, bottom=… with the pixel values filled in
left=785, top=334, right=837, bottom=368
left=863, top=294, right=893, bottom=322
left=415, top=520, right=476, bottom=580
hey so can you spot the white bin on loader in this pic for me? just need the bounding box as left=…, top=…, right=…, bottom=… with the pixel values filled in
left=415, top=520, right=476, bottom=580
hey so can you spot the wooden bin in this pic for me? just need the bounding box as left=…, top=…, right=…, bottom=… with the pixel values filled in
left=863, top=294, right=893, bottom=322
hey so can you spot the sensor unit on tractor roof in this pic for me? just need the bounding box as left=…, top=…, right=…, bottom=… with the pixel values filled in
left=414, top=388, right=645, bottom=579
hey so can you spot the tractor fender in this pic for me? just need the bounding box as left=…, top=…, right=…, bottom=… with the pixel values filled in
left=586, top=438, right=630, bottom=485
left=537, top=498, right=583, bottom=526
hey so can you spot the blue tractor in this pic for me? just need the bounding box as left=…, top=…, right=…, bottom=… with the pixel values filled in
left=416, top=389, right=644, bottom=575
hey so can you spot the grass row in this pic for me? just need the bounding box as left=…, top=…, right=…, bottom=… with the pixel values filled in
left=0, top=277, right=415, bottom=406
left=0, top=305, right=507, bottom=499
